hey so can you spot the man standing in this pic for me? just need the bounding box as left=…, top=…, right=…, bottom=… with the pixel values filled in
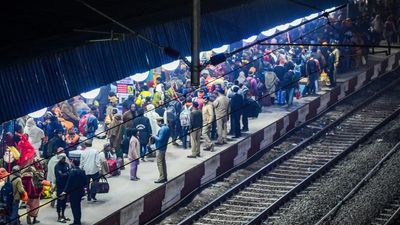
left=179, top=98, right=192, bottom=149
left=132, top=108, right=152, bottom=161
left=61, top=100, right=80, bottom=128
left=153, top=118, right=171, bottom=183
left=213, top=89, right=230, bottom=145
left=62, top=161, right=87, bottom=225
left=123, top=104, right=136, bottom=130
left=54, top=153, right=70, bottom=223
left=9, top=166, right=25, bottom=225
left=230, top=86, right=244, bottom=138
left=47, top=129, right=66, bottom=158
left=328, top=42, right=340, bottom=88
left=202, top=97, right=215, bottom=152
left=188, top=102, right=203, bottom=158
left=128, top=128, right=140, bottom=181
left=79, top=142, right=100, bottom=201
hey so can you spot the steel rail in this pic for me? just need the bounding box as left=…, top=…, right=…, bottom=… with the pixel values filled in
left=178, top=69, right=400, bottom=225
left=147, top=67, right=399, bottom=225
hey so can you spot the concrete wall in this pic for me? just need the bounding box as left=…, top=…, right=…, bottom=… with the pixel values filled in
left=96, top=52, right=400, bottom=225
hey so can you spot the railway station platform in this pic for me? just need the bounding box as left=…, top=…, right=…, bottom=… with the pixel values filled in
left=30, top=50, right=400, bottom=225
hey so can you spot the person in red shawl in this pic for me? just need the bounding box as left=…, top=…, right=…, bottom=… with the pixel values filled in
left=21, top=166, right=43, bottom=224
left=14, top=124, right=36, bottom=168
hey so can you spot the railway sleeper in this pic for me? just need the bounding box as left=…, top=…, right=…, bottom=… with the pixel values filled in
left=238, top=189, right=290, bottom=197
left=267, top=172, right=309, bottom=180
left=243, top=183, right=293, bottom=191
left=272, top=168, right=314, bottom=176
left=207, top=212, right=256, bottom=219
left=225, top=199, right=273, bottom=207
left=274, top=159, right=322, bottom=167
left=197, top=217, right=248, bottom=224
left=280, top=162, right=322, bottom=169
left=256, top=179, right=299, bottom=186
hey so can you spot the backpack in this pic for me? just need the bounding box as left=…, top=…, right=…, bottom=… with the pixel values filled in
left=0, top=178, right=15, bottom=212
left=166, top=106, right=176, bottom=123
left=385, top=21, right=394, bottom=31
left=32, top=172, right=44, bottom=191
left=84, top=115, right=98, bottom=134
left=78, top=114, right=89, bottom=136
left=307, top=58, right=319, bottom=75
left=294, top=64, right=302, bottom=80
left=180, top=106, right=192, bottom=127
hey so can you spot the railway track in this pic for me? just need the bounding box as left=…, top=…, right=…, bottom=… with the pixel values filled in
left=370, top=197, right=400, bottom=225
left=314, top=138, right=400, bottom=225
left=177, top=70, right=400, bottom=225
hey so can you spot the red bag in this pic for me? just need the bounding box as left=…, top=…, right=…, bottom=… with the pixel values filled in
left=107, top=159, right=119, bottom=176
left=78, top=114, right=89, bottom=136
left=296, top=88, right=301, bottom=99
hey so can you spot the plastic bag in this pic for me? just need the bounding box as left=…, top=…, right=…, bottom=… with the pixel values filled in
left=8, top=146, right=20, bottom=160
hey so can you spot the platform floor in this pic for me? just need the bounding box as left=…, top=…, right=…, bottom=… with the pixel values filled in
left=17, top=51, right=395, bottom=225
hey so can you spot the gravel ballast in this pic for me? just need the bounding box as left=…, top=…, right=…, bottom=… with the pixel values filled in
left=266, top=117, right=400, bottom=225
left=156, top=75, right=397, bottom=225
left=324, top=138, right=400, bottom=224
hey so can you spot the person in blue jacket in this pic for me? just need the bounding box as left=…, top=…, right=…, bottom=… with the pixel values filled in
left=153, top=117, right=171, bottom=183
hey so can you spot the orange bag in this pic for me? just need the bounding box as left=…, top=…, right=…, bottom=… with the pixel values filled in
left=42, top=180, right=51, bottom=186
left=20, top=191, right=29, bottom=202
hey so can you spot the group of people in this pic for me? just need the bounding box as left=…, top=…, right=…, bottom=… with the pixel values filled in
left=0, top=2, right=397, bottom=224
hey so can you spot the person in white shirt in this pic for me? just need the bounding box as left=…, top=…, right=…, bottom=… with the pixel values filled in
left=79, top=142, right=101, bottom=202
left=24, top=118, right=45, bottom=158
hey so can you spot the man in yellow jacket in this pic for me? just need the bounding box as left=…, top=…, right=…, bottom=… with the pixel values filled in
left=135, top=85, right=152, bottom=107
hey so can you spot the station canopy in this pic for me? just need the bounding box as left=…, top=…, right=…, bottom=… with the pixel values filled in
left=0, top=0, right=345, bottom=123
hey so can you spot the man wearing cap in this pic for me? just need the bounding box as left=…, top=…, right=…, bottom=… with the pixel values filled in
left=188, top=102, right=203, bottom=158
left=153, top=117, right=170, bottom=183
left=328, top=42, right=340, bottom=87
left=202, top=96, right=215, bottom=151
left=213, top=89, right=230, bottom=145
left=54, top=153, right=70, bottom=223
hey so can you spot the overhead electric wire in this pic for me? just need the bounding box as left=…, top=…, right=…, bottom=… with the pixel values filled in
left=4, top=4, right=400, bottom=222
left=75, top=0, right=189, bottom=66
left=286, top=0, right=323, bottom=11
left=204, top=4, right=346, bottom=66
left=9, top=15, right=360, bottom=222
left=1, top=9, right=387, bottom=183
left=1, top=10, right=380, bottom=179
left=11, top=48, right=353, bottom=223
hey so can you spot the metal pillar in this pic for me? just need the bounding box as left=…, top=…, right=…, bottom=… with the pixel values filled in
left=191, top=0, right=201, bottom=87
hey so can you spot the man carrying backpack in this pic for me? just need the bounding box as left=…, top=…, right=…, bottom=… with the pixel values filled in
left=187, top=102, right=203, bottom=158
left=164, top=100, right=178, bottom=146
left=179, top=98, right=192, bottom=149
left=84, top=107, right=99, bottom=145
left=303, top=56, right=320, bottom=96
left=132, top=108, right=152, bottom=161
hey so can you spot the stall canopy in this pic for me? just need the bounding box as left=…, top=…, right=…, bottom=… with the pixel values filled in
left=0, top=0, right=345, bottom=123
